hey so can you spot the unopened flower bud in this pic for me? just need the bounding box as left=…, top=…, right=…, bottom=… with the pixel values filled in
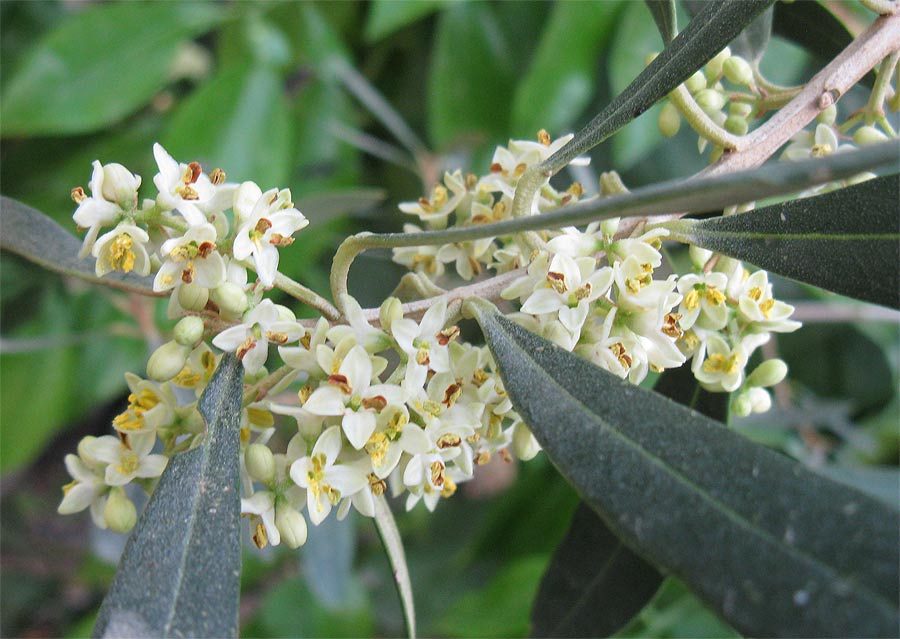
left=178, top=282, right=209, bottom=312
left=705, top=48, right=731, bottom=82
left=685, top=70, right=707, bottom=94
left=853, top=125, right=889, bottom=147
left=77, top=436, right=100, bottom=468
left=174, top=316, right=205, bottom=346
left=512, top=423, right=541, bottom=461
left=728, top=101, right=753, bottom=118
left=245, top=444, right=276, bottom=483
left=274, top=304, right=296, bottom=323
left=731, top=392, right=753, bottom=418
left=747, top=359, right=788, bottom=388
left=599, top=171, right=628, bottom=196
left=815, top=103, right=837, bottom=126
left=104, top=488, right=137, bottom=534
left=723, top=56, right=753, bottom=87
left=658, top=101, right=682, bottom=137
left=600, top=217, right=620, bottom=237
left=210, top=282, right=248, bottom=317
left=147, top=340, right=191, bottom=382
left=725, top=115, right=749, bottom=136
left=689, top=245, right=714, bottom=270
left=101, top=163, right=141, bottom=208
left=380, top=297, right=404, bottom=333
left=748, top=387, right=772, bottom=413
left=694, top=88, right=725, bottom=114
left=275, top=504, right=308, bottom=549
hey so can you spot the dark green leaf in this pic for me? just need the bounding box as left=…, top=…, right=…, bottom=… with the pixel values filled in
left=428, top=2, right=516, bottom=151
left=645, top=0, right=677, bottom=43
left=510, top=1, right=619, bottom=138
left=530, top=357, right=726, bottom=638
left=0, top=196, right=159, bottom=296
left=93, top=355, right=244, bottom=639
left=364, top=0, right=450, bottom=43
left=470, top=306, right=900, bottom=638
left=1, top=2, right=224, bottom=136
left=664, top=173, right=900, bottom=309
left=543, top=0, right=774, bottom=170
left=772, top=1, right=874, bottom=88
left=163, top=62, right=292, bottom=186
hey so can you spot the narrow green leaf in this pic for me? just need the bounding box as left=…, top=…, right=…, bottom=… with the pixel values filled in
left=510, top=1, right=619, bottom=138
left=364, top=0, right=450, bottom=43
left=663, top=174, right=900, bottom=310
left=645, top=0, right=677, bottom=43
left=373, top=496, right=416, bottom=639
left=530, top=359, right=726, bottom=638
left=1, top=2, right=224, bottom=136
left=428, top=2, right=516, bottom=150
left=163, top=62, right=292, bottom=186
left=470, top=306, right=900, bottom=638
left=93, top=355, right=244, bottom=639
left=542, top=0, right=774, bottom=170
left=772, top=1, right=874, bottom=88
left=0, top=196, right=159, bottom=296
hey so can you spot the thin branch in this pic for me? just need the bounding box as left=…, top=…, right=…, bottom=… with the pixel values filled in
left=788, top=301, right=900, bottom=323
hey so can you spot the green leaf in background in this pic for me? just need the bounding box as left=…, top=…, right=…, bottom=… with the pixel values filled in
left=92, top=355, right=244, bottom=639
left=645, top=0, right=678, bottom=43
left=662, top=173, right=900, bottom=310
left=510, top=1, right=619, bottom=139
left=364, top=0, right=451, bottom=43
left=1, top=2, right=224, bottom=136
left=0, top=196, right=159, bottom=296
left=469, top=305, right=900, bottom=638
left=428, top=2, right=516, bottom=152
left=163, top=62, right=292, bottom=187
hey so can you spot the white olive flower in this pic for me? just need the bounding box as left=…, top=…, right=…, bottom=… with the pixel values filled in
left=734, top=270, right=801, bottom=333
left=692, top=334, right=750, bottom=392
left=279, top=317, right=331, bottom=378
left=212, top=299, right=305, bottom=373
left=72, top=161, right=142, bottom=257
left=111, top=372, right=177, bottom=434
left=242, top=490, right=280, bottom=548
left=153, top=223, right=226, bottom=292
left=398, top=170, right=467, bottom=229
left=153, top=142, right=235, bottom=226
left=87, top=432, right=168, bottom=486
left=326, top=295, right=391, bottom=353
left=232, top=181, right=309, bottom=287
left=391, top=297, right=456, bottom=373
left=92, top=223, right=151, bottom=277
left=676, top=272, right=730, bottom=331
left=58, top=450, right=107, bottom=527
left=435, top=237, right=494, bottom=280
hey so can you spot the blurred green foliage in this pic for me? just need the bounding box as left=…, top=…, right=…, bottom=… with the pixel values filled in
left=1, top=1, right=897, bottom=637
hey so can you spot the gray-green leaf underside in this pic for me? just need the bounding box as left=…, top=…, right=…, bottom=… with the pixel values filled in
left=92, top=355, right=244, bottom=639
left=662, top=173, right=900, bottom=309
left=0, top=195, right=159, bottom=296
left=471, top=305, right=899, bottom=638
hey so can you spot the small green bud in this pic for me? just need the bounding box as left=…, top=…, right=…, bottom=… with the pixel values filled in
left=747, top=359, right=788, bottom=388
left=174, top=316, right=205, bottom=346
left=728, top=101, right=753, bottom=118
left=276, top=504, right=308, bottom=549
left=723, top=55, right=753, bottom=87
left=104, top=488, right=137, bottom=534
left=512, top=423, right=541, bottom=461
left=705, top=47, right=731, bottom=82
left=724, top=115, right=749, bottom=136
left=210, top=282, right=248, bottom=318
left=380, top=297, right=404, bottom=333
left=694, top=88, right=726, bottom=114
left=178, top=282, right=209, bottom=312
left=731, top=392, right=753, bottom=418
left=658, top=101, right=682, bottom=137
left=689, top=245, right=714, bottom=270
left=147, top=340, right=191, bottom=382
left=815, top=103, right=837, bottom=126
left=599, top=171, right=628, bottom=196
left=245, top=444, right=276, bottom=483
left=685, top=70, right=707, bottom=94
left=853, top=125, right=889, bottom=147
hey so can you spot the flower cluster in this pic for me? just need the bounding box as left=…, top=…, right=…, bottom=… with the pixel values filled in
left=59, top=134, right=797, bottom=551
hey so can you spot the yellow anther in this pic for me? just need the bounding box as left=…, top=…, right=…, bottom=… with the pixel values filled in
left=705, top=287, right=726, bottom=306
left=109, top=234, right=136, bottom=273
left=116, top=452, right=140, bottom=476
left=685, top=288, right=700, bottom=311
left=547, top=271, right=567, bottom=294
left=760, top=298, right=775, bottom=318
left=748, top=286, right=763, bottom=301
left=252, top=521, right=268, bottom=549
left=537, top=129, right=551, bottom=146
left=430, top=461, right=446, bottom=487
left=71, top=187, right=87, bottom=204
left=209, top=168, right=226, bottom=185
left=436, top=433, right=461, bottom=449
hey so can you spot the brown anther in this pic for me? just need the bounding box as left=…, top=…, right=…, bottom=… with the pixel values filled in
left=236, top=337, right=256, bottom=361
left=71, top=187, right=86, bottom=203
left=662, top=313, right=683, bottom=339
left=499, top=448, right=513, bottom=463
left=560, top=194, right=572, bottom=205
left=252, top=521, right=268, bottom=549
left=361, top=395, right=388, bottom=412
left=180, top=185, right=199, bottom=200
left=537, top=129, right=551, bottom=146
left=298, top=385, right=313, bottom=405
left=300, top=332, right=312, bottom=350
left=547, top=271, right=567, bottom=293
left=436, top=325, right=460, bottom=346
left=417, top=196, right=433, bottom=213
left=117, top=431, right=131, bottom=449
left=268, top=192, right=278, bottom=206
left=254, top=218, right=273, bottom=234
left=181, top=265, right=195, bottom=284
left=264, top=330, right=289, bottom=345
left=415, top=349, right=430, bottom=367
left=209, top=167, right=226, bottom=185
left=197, top=241, right=216, bottom=258
left=567, top=182, right=584, bottom=197
left=465, top=173, right=478, bottom=189
left=430, top=461, right=446, bottom=487
left=442, top=382, right=463, bottom=408
left=489, top=162, right=504, bottom=174
left=610, top=342, right=632, bottom=369
left=187, top=162, right=202, bottom=184
left=328, top=374, right=352, bottom=394
left=268, top=233, right=295, bottom=247
left=573, top=282, right=592, bottom=302
left=436, top=433, right=462, bottom=449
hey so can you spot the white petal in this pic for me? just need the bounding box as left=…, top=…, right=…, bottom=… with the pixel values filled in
left=303, top=387, right=347, bottom=417
left=326, top=465, right=368, bottom=496
left=342, top=410, right=376, bottom=450
left=521, top=289, right=563, bottom=315
left=136, top=454, right=168, bottom=478
left=313, top=425, right=343, bottom=464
